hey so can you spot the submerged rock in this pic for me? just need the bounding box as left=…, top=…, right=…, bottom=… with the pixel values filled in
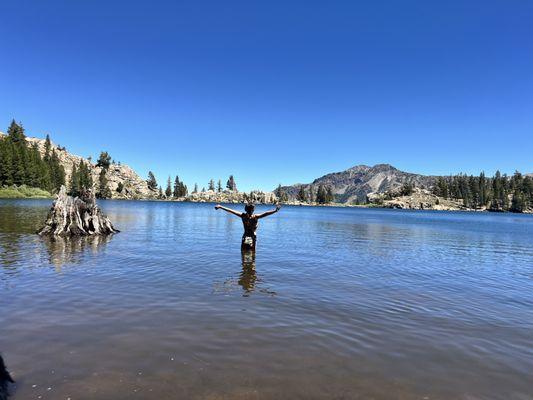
left=38, top=186, right=119, bottom=236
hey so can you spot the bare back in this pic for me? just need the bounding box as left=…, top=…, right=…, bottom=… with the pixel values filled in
left=241, top=213, right=258, bottom=238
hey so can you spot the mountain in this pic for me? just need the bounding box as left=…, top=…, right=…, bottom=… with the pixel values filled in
left=279, top=164, right=436, bottom=203
left=0, top=131, right=156, bottom=199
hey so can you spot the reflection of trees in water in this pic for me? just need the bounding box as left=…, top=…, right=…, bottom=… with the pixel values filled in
left=0, top=234, right=23, bottom=270
left=42, top=234, right=114, bottom=270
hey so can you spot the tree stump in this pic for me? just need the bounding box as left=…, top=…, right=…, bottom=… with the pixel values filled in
left=38, top=186, right=119, bottom=236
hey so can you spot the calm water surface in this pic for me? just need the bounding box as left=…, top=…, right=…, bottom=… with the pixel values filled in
left=1, top=200, right=532, bottom=400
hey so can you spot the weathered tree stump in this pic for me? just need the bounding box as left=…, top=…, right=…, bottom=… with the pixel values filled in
left=38, top=186, right=119, bottom=236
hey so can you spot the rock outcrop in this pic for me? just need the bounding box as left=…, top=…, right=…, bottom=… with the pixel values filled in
left=38, top=186, right=119, bottom=236
left=280, top=164, right=436, bottom=204
left=180, top=189, right=277, bottom=204
left=367, top=188, right=466, bottom=211
left=3, top=132, right=157, bottom=199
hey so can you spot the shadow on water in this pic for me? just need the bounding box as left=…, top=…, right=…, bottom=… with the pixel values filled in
left=41, top=234, right=115, bottom=270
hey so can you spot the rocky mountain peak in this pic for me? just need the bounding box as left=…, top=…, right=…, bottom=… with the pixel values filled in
left=280, top=163, right=435, bottom=204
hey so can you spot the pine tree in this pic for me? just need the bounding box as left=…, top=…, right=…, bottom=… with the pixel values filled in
left=0, top=123, right=65, bottom=192
left=147, top=171, right=158, bottom=191
left=79, top=160, right=93, bottom=191
left=226, top=175, right=237, bottom=191
left=68, top=160, right=92, bottom=197
left=165, top=176, right=172, bottom=197
left=97, top=169, right=112, bottom=199
left=0, top=139, right=14, bottom=185
left=96, top=151, right=111, bottom=169
left=275, top=184, right=288, bottom=202
left=180, top=182, right=188, bottom=197
left=48, top=150, right=65, bottom=192
left=326, top=186, right=335, bottom=203
left=7, top=120, right=26, bottom=143
left=173, top=176, right=181, bottom=197
left=44, top=134, right=51, bottom=161
left=208, top=179, right=215, bottom=191
left=297, top=186, right=307, bottom=202
left=400, top=182, right=414, bottom=196
left=217, top=179, right=222, bottom=192
left=316, top=185, right=327, bottom=204
left=69, top=164, right=79, bottom=196
left=510, top=190, right=525, bottom=213
left=308, top=185, right=314, bottom=203
left=193, top=183, right=198, bottom=193
left=12, top=144, right=27, bottom=185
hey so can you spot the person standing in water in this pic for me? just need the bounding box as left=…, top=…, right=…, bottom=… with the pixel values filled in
left=214, top=203, right=281, bottom=250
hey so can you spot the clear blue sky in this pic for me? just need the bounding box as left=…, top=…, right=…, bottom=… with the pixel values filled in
left=1, top=1, right=532, bottom=191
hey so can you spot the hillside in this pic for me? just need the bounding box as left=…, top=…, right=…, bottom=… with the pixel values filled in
left=280, top=164, right=436, bottom=204
left=0, top=131, right=157, bottom=199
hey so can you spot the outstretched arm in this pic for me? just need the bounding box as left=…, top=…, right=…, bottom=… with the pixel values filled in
left=256, top=204, right=281, bottom=219
left=214, top=204, right=243, bottom=217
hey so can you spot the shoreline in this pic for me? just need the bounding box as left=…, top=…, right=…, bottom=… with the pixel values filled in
left=3, top=191, right=530, bottom=214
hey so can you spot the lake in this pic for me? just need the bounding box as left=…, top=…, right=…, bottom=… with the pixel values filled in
left=1, top=199, right=532, bottom=400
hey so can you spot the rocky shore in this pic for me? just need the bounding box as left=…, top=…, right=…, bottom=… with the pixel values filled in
left=162, top=189, right=277, bottom=204
left=367, top=188, right=467, bottom=211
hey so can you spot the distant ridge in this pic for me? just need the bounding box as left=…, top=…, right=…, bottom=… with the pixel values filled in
left=279, top=164, right=436, bottom=203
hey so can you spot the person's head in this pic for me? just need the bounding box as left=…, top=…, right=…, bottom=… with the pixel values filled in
left=244, top=203, right=255, bottom=215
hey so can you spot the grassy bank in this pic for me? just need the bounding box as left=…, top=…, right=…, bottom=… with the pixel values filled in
left=0, top=185, right=53, bottom=199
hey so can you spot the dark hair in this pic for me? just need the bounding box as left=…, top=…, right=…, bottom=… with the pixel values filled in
left=244, top=203, right=255, bottom=213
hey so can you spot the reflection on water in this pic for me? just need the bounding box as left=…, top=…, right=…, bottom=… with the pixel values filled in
left=41, top=234, right=114, bottom=270
left=239, top=250, right=257, bottom=295
left=1, top=199, right=533, bottom=400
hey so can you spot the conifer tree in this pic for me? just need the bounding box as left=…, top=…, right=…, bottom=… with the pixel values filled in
left=96, top=151, right=111, bottom=169
left=399, top=182, right=414, bottom=196
left=7, top=120, right=26, bottom=143
left=97, top=169, right=112, bottom=199
left=297, top=186, right=307, bottom=202
left=49, top=150, right=66, bottom=192
left=226, top=175, right=237, bottom=191
left=316, top=184, right=327, bottom=204
left=165, top=176, right=172, bottom=197
left=180, top=182, right=188, bottom=197
left=510, top=190, right=525, bottom=213
left=217, top=179, right=222, bottom=192
left=173, top=176, right=181, bottom=197
left=208, top=179, right=215, bottom=191
left=275, top=184, right=288, bottom=202
left=147, top=171, right=158, bottom=191
left=326, top=186, right=335, bottom=203
left=69, top=164, right=79, bottom=196
left=308, top=185, right=314, bottom=203
left=44, top=134, right=51, bottom=160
